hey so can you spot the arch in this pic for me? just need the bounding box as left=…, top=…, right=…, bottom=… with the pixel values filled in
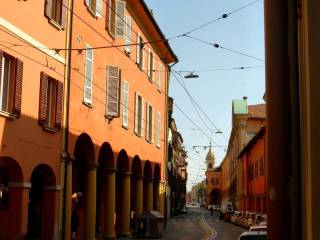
left=98, top=142, right=115, bottom=170
left=72, top=133, right=95, bottom=238
left=96, top=142, right=115, bottom=236
left=131, top=155, right=142, bottom=177
left=143, top=160, right=152, bottom=181
left=210, top=188, right=222, bottom=206
left=115, top=150, right=130, bottom=236
left=143, top=161, right=153, bottom=212
left=0, top=157, right=24, bottom=239
left=153, top=164, right=161, bottom=211
left=116, top=150, right=130, bottom=173
left=28, top=164, right=57, bottom=239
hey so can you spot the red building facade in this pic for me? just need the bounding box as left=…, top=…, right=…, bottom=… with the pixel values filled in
left=239, top=127, right=266, bottom=213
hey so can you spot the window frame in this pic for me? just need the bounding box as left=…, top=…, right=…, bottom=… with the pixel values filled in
left=122, top=80, right=129, bottom=128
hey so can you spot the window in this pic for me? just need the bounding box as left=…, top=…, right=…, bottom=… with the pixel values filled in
left=107, top=0, right=125, bottom=37
left=134, top=92, right=144, bottom=136
left=156, top=111, right=161, bottom=147
left=84, top=45, right=93, bottom=105
left=158, top=63, right=162, bottom=91
left=208, top=163, right=212, bottom=169
left=136, top=33, right=144, bottom=69
left=148, top=49, right=154, bottom=81
left=260, top=158, right=264, bottom=176
left=106, top=65, right=120, bottom=117
left=146, top=103, right=154, bottom=143
left=122, top=80, right=129, bottom=127
left=255, top=161, right=259, bottom=179
left=211, top=178, right=214, bottom=185
left=124, top=16, right=132, bottom=54
left=0, top=51, right=23, bottom=117
left=45, top=0, right=66, bottom=27
left=85, top=0, right=102, bottom=17
left=39, top=72, right=63, bottom=130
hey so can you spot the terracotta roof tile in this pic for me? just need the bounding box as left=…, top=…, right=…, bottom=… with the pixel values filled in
left=248, top=104, right=266, bottom=118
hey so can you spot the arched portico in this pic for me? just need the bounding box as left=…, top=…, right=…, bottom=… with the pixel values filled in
left=153, top=164, right=161, bottom=211
left=27, top=164, right=57, bottom=239
left=143, top=161, right=153, bottom=212
left=130, top=155, right=143, bottom=231
left=96, top=142, right=115, bottom=239
left=72, top=133, right=96, bottom=239
left=0, top=157, right=25, bottom=239
left=115, top=150, right=130, bottom=237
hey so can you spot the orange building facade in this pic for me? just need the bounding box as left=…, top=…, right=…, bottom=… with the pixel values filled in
left=0, top=0, right=177, bottom=239
left=239, top=127, right=267, bottom=213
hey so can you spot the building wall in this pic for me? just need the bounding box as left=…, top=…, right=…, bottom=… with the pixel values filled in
left=0, top=0, right=68, bottom=238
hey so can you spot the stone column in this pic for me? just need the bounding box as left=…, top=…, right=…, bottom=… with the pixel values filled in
left=135, top=176, right=143, bottom=217
left=64, top=159, right=72, bottom=240
left=118, top=172, right=131, bottom=237
left=104, top=168, right=116, bottom=239
left=153, top=181, right=160, bottom=211
left=84, top=163, right=98, bottom=240
left=146, top=180, right=153, bottom=211
left=158, top=181, right=166, bottom=215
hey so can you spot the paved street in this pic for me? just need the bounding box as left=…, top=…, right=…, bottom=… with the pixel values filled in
left=161, top=208, right=245, bottom=240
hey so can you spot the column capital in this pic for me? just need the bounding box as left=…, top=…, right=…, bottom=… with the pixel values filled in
left=105, top=167, right=117, bottom=174
left=121, top=171, right=131, bottom=177
left=132, top=175, right=144, bottom=181
left=8, top=181, right=31, bottom=188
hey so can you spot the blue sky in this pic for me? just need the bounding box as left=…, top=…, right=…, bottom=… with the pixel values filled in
left=145, top=0, right=265, bottom=191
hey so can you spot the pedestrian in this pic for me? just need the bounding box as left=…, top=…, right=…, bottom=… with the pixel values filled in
left=210, top=206, right=213, bottom=216
left=71, top=192, right=82, bottom=240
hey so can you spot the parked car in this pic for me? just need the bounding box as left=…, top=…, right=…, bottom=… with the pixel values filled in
left=238, top=211, right=250, bottom=228
left=249, top=225, right=267, bottom=232
left=245, top=212, right=257, bottom=229
left=236, top=211, right=245, bottom=226
left=237, top=231, right=267, bottom=240
left=231, top=211, right=240, bottom=224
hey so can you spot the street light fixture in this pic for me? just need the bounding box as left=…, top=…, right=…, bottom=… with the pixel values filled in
left=184, top=72, right=199, bottom=79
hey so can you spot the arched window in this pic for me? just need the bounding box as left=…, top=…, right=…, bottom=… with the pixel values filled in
left=208, top=163, right=212, bottom=169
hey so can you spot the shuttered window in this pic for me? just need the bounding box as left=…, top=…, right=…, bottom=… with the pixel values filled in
left=122, top=80, right=129, bottom=127
left=124, top=16, right=132, bottom=54
left=84, top=45, right=93, bottom=105
left=108, top=0, right=125, bottom=37
left=115, top=0, right=125, bottom=38
left=136, top=33, right=144, bottom=69
left=156, top=111, right=161, bottom=147
left=45, top=0, right=67, bottom=28
left=0, top=51, right=23, bottom=118
left=158, top=63, right=162, bottom=91
left=85, top=0, right=102, bottom=17
left=146, top=103, right=153, bottom=143
left=106, top=65, right=120, bottom=117
left=39, top=72, right=63, bottom=131
left=147, top=49, right=154, bottom=81
left=134, top=92, right=144, bottom=136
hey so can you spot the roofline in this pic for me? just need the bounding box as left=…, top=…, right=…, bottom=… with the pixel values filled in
left=140, top=0, right=178, bottom=64
left=238, top=126, right=266, bottom=159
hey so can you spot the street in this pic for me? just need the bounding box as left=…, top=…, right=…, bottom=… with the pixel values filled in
left=162, top=208, right=245, bottom=240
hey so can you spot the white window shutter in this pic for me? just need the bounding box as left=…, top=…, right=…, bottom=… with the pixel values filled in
left=115, top=0, right=125, bottom=38
left=85, top=0, right=90, bottom=7
left=125, top=16, right=132, bottom=52
left=134, top=92, right=139, bottom=134
left=122, top=80, right=129, bottom=127
left=158, top=63, right=162, bottom=91
left=136, top=33, right=140, bottom=64
left=146, top=103, right=150, bottom=141
left=151, top=55, right=155, bottom=81
left=84, top=45, right=93, bottom=104
left=96, top=0, right=102, bottom=17
left=151, top=106, right=154, bottom=143
left=106, top=66, right=120, bottom=117
left=141, top=97, right=145, bottom=137
left=147, top=49, right=151, bottom=78
left=142, top=46, right=145, bottom=70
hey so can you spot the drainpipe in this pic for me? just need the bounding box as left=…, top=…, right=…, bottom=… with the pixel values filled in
left=59, top=0, right=74, bottom=239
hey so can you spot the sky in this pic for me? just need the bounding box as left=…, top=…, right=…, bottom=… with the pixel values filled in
left=144, top=0, right=265, bottom=191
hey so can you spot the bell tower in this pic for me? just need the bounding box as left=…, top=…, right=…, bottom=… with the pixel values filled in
left=206, top=146, right=215, bottom=171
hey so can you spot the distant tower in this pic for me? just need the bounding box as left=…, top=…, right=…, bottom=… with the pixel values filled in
left=206, top=146, right=215, bottom=171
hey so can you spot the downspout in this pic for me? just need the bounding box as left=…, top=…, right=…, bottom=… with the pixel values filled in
left=59, top=0, right=74, bottom=239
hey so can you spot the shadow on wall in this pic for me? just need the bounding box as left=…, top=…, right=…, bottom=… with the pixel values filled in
left=0, top=114, right=163, bottom=239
